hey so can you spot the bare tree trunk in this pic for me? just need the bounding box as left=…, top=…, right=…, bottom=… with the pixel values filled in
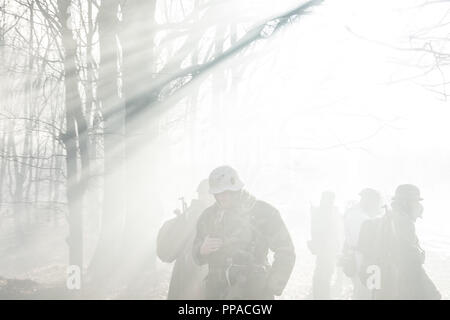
left=85, top=0, right=95, bottom=128
left=0, top=123, right=6, bottom=204
left=25, top=3, right=35, bottom=226
left=57, top=0, right=89, bottom=271
left=88, top=0, right=125, bottom=284
left=0, top=5, right=6, bottom=206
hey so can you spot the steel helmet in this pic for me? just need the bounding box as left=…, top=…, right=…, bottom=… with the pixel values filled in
left=392, top=184, right=423, bottom=201
left=196, top=179, right=210, bottom=195
left=208, top=166, right=244, bottom=194
left=359, top=188, right=381, bottom=201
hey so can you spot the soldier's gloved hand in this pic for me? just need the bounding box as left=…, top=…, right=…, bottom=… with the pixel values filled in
left=200, top=236, right=223, bottom=256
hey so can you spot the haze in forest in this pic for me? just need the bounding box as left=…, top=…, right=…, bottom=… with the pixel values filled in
left=0, top=0, right=449, bottom=299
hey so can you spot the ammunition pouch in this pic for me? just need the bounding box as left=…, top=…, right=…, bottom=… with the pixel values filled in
left=223, top=264, right=270, bottom=299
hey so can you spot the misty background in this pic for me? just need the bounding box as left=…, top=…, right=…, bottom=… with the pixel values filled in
left=0, top=0, right=449, bottom=298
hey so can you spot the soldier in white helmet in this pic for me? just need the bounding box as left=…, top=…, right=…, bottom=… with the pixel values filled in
left=192, top=166, right=296, bottom=300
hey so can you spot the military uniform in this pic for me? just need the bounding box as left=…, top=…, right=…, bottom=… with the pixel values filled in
left=157, top=199, right=209, bottom=299
left=342, top=204, right=374, bottom=299
left=192, top=191, right=296, bottom=300
left=358, top=210, right=441, bottom=300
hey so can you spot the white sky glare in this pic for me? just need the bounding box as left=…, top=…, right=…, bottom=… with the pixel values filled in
left=151, top=0, right=450, bottom=243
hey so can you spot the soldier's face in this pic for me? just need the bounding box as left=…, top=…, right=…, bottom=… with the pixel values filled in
left=214, top=190, right=241, bottom=209
left=409, top=201, right=424, bottom=221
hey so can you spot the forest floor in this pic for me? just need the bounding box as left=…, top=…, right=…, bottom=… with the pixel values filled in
left=1, top=217, right=449, bottom=300
left=1, top=242, right=449, bottom=300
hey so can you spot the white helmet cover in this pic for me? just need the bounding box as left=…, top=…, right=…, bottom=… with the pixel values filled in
left=208, top=166, right=244, bottom=194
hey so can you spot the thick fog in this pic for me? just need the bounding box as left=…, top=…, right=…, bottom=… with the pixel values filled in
left=0, top=0, right=449, bottom=299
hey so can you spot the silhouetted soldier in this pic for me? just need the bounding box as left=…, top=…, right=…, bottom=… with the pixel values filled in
left=341, top=188, right=382, bottom=299
left=307, top=191, right=341, bottom=299
left=192, top=166, right=296, bottom=300
left=358, top=184, right=441, bottom=300
left=157, top=180, right=214, bottom=299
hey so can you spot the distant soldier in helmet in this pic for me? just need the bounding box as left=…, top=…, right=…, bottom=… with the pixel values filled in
left=358, top=184, right=441, bottom=300
left=341, top=188, right=383, bottom=299
left=157, top=179, right=214, bottom=299
left=192, top=166, right=296, bottom=299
